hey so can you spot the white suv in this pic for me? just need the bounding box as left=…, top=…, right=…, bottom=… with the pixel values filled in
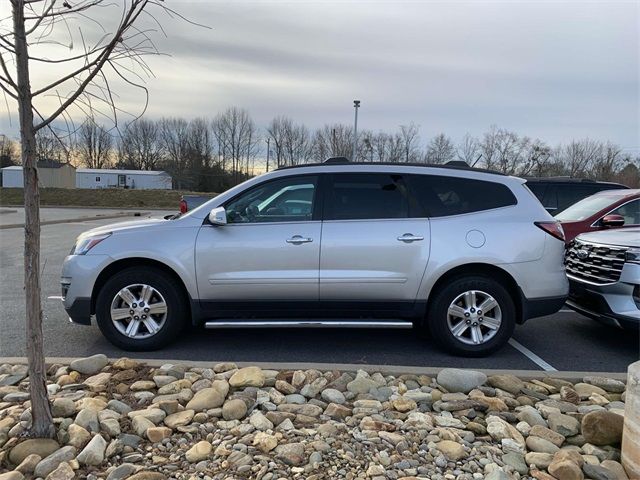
left=61, top=161, right=569, bottom=356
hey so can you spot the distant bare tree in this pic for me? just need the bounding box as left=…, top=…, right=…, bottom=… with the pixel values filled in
left=591, top=142, right=622, bottom=181
left=457, top=134, right=481, bottom=166
left=311, top=123, right=353, bottom=162
left=399, top=123, right=421, bottom=163
left=267, top=116, right=311, bottom=167
left=119, top=119, right=163, bottom=171
left=0, top=134, right=18, bottom=166
left=77, top=121, right=112, bottom=169
left=560, top=139, right=603, bottom=177
left=187, top=117, right=214, bottom=190
left=425, top=133, right=456, bottom=164
left=212, top=107, right=260, bottom=182
left=35, top=129, right=68, bottom=163
left=160, top=117, right=190, bottom=188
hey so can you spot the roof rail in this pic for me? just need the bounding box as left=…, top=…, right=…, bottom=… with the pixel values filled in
left=444, top=160, right=470, bottom=168
left=324, top=157, right=350, bottom=164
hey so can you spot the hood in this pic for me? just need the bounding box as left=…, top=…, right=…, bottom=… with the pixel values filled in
left=576, top=228, right=640, bottom=248
left=78, top=217, right=167, bottom=238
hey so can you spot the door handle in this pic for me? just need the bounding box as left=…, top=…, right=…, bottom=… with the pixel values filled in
left=286, top=235, right=313, bottom=245
left=397, top=233, right=424, bottom=243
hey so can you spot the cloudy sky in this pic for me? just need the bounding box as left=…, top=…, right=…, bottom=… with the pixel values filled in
left=1, top=0, right=638, bottom=151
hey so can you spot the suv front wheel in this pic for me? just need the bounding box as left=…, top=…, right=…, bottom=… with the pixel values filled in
left=95, top=266, right=187, bottom=351
left=427, top=276, right=515, bottom=356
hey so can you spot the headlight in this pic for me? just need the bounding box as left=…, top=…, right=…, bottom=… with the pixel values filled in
left=625, top=248, right=640, bottom=265
left=72, top=233, right=111, bottom=255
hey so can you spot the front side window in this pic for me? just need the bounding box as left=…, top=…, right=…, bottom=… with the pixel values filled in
left=225, top=175, right=317, bottom=224
left=609, top=198, right=640, bottom=226
left=324, top=173, right=410, bottom=220
left=409, top=175, right=517, bottom=217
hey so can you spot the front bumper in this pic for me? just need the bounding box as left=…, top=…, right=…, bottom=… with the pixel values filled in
left=65, top=297, right=93, bottom=325
left=61, top=253, right=111, bottom=326
left=566, top=263, right=640, bottom=328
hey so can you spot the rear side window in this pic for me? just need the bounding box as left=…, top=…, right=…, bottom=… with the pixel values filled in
left=324, top=173, right=410, bottom=220
left=409, top=175, right=517, bottom=217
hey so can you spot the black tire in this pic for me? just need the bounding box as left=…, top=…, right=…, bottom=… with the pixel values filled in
left=95, top=266, right=187, bottom=351
left=427, top=275, right=516, bottom=357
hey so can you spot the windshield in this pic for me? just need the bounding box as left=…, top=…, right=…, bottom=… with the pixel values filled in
left=555, top=195, right=620, bottom=221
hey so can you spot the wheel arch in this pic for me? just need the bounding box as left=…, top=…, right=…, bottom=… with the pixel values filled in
left=91, top=257, right=195, bottom=324
left=424, top=263, right=523, bottom=324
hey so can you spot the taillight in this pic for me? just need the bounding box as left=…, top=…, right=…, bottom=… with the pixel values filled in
left=535, top=221, right=565, bottom=242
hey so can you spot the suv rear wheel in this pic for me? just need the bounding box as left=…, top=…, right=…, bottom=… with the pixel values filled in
left=427, top=275, right=515, bottom=356
left=95, top=266, right=187, bottom=351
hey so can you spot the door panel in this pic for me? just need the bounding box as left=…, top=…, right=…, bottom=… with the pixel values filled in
left=319, top=172, right=430, bottom=302
left=320, top=219, right=430, bottom=300
left=195, top=174, right=321, bottom=304
left=195, top=222, right=321, bottom=301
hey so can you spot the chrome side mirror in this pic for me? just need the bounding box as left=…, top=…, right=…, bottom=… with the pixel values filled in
left=208, top=207, right=227, bottom=225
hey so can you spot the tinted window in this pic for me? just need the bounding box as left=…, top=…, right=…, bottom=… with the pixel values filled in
left=611, top=199, right=640, bottom=225
left=225, top=175, right=317, bottom=223
left=525, top=183, right=546, bottom=201
left=409, top=175, right=517, bottom=217
left=556, top=185, right=599, bottom=213
left=324, top=173, right=410, bottom=220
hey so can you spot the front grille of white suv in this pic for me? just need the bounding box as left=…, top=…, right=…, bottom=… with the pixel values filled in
left=565, top=239, right=628, bottom=285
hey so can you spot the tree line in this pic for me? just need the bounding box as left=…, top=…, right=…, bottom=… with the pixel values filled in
left=2, top=109, right=639, bottom=191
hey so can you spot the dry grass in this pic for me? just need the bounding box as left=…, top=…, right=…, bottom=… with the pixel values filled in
left=0, top=187, right=215, bottom=209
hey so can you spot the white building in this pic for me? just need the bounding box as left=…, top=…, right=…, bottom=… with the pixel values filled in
left=1, top=162, right=76, bottom=188
left=75, top=169, right=172, bottom=190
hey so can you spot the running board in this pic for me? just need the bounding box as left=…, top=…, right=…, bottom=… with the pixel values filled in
left=203, top=319, right=413, bottom=329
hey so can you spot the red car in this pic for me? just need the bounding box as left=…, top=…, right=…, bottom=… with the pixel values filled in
left=555, top=189, right=640, bottom=243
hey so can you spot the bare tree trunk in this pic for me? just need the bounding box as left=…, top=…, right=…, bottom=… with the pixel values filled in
left=12, top=0, right=54, bottom=438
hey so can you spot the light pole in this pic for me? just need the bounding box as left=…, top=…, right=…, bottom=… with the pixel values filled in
left=266, top=138, right=271, bottom=172
left=352, top=100, right=360, bottom=161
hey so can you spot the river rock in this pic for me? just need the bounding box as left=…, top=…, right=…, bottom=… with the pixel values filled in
left=76, top=433, right=107, bottom=466
left=69, top=354, right=108, bottom=375
left=185, top=440, right=212, bottom=462
left=582, top=410, right=623, bottom=445
left=488, top=374, right=525, bottom=394
left=275, top=442, right=305, bottom=466
left=229, top=367, right=265, bottom=388
left=437, top=368, right=487, bottom=393
left=9, top=439, right=60, bottom=465
left=33, top=446, right=76, bottom=478
left=45, top=462, right=75, bottom=480
left=222, top=399, right=248, bottom=420
left=186, top=387, right=226, bottom=411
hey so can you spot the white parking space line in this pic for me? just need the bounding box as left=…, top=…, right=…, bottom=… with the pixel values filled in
left=47, top=296, right=63, bottom=300
left=559, top=309, right=573, bottom=313
left=508, top=338, right=557, bottom=372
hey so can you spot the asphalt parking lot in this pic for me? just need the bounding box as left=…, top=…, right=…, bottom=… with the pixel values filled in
left=0, top=208, right=638, bottom=373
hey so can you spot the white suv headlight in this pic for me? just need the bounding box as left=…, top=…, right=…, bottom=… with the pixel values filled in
left=625, top=248, right=640, bottom=265
left=72, top=233, right=111, bottom=255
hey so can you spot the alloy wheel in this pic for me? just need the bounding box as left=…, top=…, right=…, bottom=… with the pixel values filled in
left=110, top=283, right=168, bottom=339
left=446, top=289, right=502, bottom=345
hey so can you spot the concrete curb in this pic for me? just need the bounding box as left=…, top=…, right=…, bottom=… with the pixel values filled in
left=0, top=212, right=149, bottom=230
left=0, top=357, right=628, bottom=382
left=2, top=204, right=173, bottom=211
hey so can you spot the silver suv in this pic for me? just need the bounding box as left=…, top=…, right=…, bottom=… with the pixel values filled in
left=61, top=162, right=569, bottom=356
left=565, top=228, right=640, bottom=330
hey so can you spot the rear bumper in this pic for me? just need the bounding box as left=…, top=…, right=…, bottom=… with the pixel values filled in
left=519, top=290, right=567, bottom=322
left=65, top=297, right=92, bottom=325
